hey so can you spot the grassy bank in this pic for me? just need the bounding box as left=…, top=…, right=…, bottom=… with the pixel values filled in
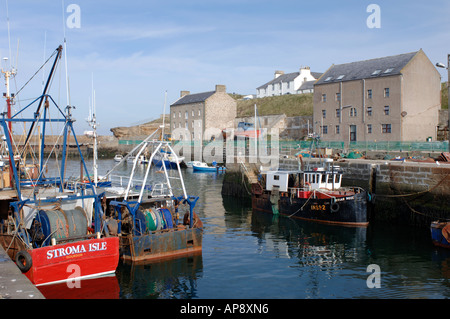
left=236, top=93, right=313, bottom=117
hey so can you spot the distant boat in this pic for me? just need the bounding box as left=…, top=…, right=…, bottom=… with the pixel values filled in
left=186, top=161, right=202, bottom=168
left=192, top=162, right=226, bottom=172
left=114, top=154, right=123, bottom=162
left=152, top=150, right=184, bottom=169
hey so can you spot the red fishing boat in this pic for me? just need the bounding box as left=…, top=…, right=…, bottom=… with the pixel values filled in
left=0, top=45, right=119, bottom=287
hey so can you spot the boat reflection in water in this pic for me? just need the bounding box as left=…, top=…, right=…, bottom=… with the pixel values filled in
left=37, top=275, right=120, bottom=299
left=116, top=253, right=203, bottom=299
left=223, top=196, right=367, bottom=268
left=250, top=210, right=367, bottom=266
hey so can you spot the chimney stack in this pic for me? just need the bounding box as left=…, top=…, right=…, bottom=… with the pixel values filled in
left=180, top=90, right=190, bottom=97
left=215, top=84, right=226, bottom=93
left=274, top=70, right=284, bottom=79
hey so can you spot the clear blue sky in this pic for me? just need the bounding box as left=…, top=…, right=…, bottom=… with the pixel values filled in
left=0, top=0, right=449, bottom=135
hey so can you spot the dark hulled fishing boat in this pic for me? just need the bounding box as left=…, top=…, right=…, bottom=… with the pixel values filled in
left=251, top=136, right=368, bottom=227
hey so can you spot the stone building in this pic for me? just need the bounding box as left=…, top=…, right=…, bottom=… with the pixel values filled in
left=170, top=85, right=237, bottom=141
left=256, top=66, right=322, bottom=98
left=313, top=50, right=441, bottom=143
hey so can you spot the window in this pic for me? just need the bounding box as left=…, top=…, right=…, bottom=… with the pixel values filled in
left=335, top=92, right=341, bottom=101
left=321, top=125, right=328, bottom=134
left=335, top=125, right=340, bottom=134
left=192, top=110, right=195, bottom=117
left=384, top=105, right=390, bottom=115
left=198, top=109, right=201, bottom=116
left=274, top=175, right=279, bottom=181
left=367, top=89, right=372, bottom=99
left=185, top=111, right=188, bottom=119
left=367, top=124, right=372, bottom=134
left=173, top=113, right=176, bottom=118
left=179, top=111, right=181, bottom=118
left=367, top=107, right=372, bottom=116
left=336, top=109, right=340, bottom=118
left=371, top=70, right=381, bottom=76
left=350, top=107, right=357, bottom=117
left=322, top=110, right=326, bottom=118
left=337, top=75, right=345, bottom=80
left=382, top=124, right=392, bottom=133
left=384, top=68, right=394, bottom=73
left=384, top=88, right=390, bottom=97
left=324, top=76, right=332, bottom=82
left=322, top=94, right=327, bottom=102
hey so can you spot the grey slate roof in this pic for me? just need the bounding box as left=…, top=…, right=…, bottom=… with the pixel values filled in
left=256, top=71, right=323, bottom=90
left=315, top=51, right=418, bottom=85
left=256, top=72, right=298, bottom=90
left=299, top=80, right=315, bottom=91
left=171, top=91, right=215, bottom=106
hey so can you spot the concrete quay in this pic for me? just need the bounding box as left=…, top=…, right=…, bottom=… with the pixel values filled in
left=0, top=245, right=44, bottom=299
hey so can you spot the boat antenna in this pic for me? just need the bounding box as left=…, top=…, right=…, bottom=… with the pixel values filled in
left=161, top=90, right=167, bottom=140
left=61, top=0, right=70, bottom=108
left=6, top=0, right=12, bottom=70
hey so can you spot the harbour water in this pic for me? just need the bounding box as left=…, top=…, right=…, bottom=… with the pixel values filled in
left=38, top=159, right=450, bottom=299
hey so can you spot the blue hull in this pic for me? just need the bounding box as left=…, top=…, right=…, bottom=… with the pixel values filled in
left=193, top=166, right=226, bottom=172
left=152, top=159, right=178, bottom=169
left=431, top=221, right=450, bottom=248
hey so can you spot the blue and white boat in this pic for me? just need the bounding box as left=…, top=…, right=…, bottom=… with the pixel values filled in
left=192, top=161, right=226, bottom=172
left=152, top=149, right=184, bottom=169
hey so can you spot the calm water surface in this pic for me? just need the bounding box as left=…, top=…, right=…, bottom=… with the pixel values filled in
left=40, top=159, right=450, bottom=299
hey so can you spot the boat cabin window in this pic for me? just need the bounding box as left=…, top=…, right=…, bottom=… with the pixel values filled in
left=335, top=174, right=340, bottom=184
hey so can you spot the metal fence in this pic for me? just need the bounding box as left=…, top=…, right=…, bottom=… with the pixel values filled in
left=119, top=139, right=449, bottom=153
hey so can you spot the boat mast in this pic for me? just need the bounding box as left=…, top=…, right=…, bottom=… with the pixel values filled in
left=1, top=58, right=16, bottom=183
left=87, top=74, right=98, bottom=187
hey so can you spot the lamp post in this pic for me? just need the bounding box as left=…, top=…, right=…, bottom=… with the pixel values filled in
left=436, top=54, right=450, bottom=152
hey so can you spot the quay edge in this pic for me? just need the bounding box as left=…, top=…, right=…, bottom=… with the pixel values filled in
left=0, top=245, right=45, bottom=299
left=222, top=157, right=450, bottom=227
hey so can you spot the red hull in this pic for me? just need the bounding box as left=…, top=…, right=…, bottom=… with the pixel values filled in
left=23, top=237, right=119, bottom=286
